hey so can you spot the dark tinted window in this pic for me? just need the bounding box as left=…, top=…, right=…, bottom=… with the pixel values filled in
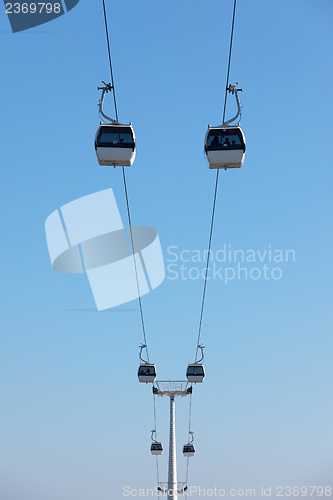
left=207, top=129, right=244, bottom=149
left=139, top=365, right=155, bottom=376
left=187, top=365, right=204, bottom=375
left=98, top=126, right=134, bottom=145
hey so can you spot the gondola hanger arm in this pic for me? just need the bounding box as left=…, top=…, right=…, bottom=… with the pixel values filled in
left=151, top=429, right=158, bottom=443
left=98, top=81, right=119, bottom=124
left=195, top=344, right=205, bottom=364
left=139, top=343, right=149, bottom=364
left=220, top=82, right=243, bottom=127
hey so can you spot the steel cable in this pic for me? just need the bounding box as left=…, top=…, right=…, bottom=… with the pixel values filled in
left=195, top=0, right=238, bottom=360
left=101, top=0, right=159, bottom=484
left=101, top=0, right=150, bottom=363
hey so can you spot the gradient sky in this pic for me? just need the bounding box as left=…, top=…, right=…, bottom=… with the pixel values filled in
left=0, top=1, right=332, bottom=499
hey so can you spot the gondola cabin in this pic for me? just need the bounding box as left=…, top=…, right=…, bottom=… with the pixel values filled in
left=151, top=442, right=163, bottom=455
left=95, top=124, right=136, bottom=167
left=186, top=364, right=205, bottom=383
left=205, top=125, right=246, bottom=169
left=138, top=363, right=157, bottom=383
left=183, top=444, right=195, bottom=457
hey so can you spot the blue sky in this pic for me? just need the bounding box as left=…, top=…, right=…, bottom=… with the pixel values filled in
left=0, top=1, right=332, bottom=499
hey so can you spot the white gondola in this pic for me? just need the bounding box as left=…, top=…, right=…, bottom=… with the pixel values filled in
left=150, top=431, right=163, bottom=455
left=186, top=363, right=205, bottom=383
left=95, top=123, right=136, bottom=167
left=205, top=83, right=246, bottom=170
left=183, top=444, right=195, bottom=457
left=183, top=432, right=195, bottom=457
left=95, top=81, right=136, bottom=167
left=186, top=345, right=205, bottom=383
left=138, top=363, right=157, bottom=383
left=138, top=344, right=157, bottom=383
left=151, top=442, right=163, bottom=455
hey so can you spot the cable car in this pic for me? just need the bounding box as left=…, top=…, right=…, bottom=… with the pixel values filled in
left=138, top=344, right=156, bottom=383
left=95, top=124, right=136, bottom=167
left=95, top=81, right=136, bottom=167
left=186, top=345, right=205, bottom=383
left=183, top=444, right=195, bottom=457
left=151, top=442, right=163, bottom=455
left=183, top=432, right=195, bottom=457
left=138, top=363, right=157, bottom=383
left=205, top=83, right=246, bottom=170
left=150, top=430, right=163, bottom=455
left=186, top=364, right=205, bottom=383
left=205, top=125, right=245, bottom=169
